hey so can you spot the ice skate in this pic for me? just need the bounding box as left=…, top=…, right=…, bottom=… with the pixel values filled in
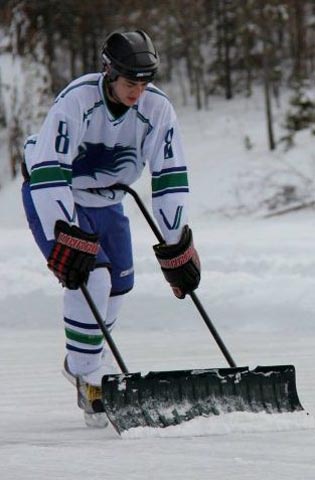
left=63, top=356, right=114, bottom=428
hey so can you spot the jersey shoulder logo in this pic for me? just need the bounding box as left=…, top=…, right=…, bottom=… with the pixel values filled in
left=164, top=128, right=174, bottom=159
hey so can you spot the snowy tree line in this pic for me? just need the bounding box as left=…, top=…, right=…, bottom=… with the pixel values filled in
left=1, top=0, right=315, bottom=181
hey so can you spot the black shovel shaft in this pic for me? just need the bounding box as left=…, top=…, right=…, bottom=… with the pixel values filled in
left=80, top=283, right=129, bottom=374
left=115, top=183, right=164, bottom=242
left=112, top=183, right=237, bottom=368
left=189, top=291, right=236, bottom=367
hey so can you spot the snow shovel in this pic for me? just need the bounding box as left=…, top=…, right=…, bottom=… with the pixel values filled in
left=80, top=185, right=304, bottom=435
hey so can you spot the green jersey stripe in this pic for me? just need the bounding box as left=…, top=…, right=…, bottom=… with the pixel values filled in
left=30, top=166, right=72, bottom=185
left=152, top=172, right=188, bottom=192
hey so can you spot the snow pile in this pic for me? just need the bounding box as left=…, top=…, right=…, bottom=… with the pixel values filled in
left=122, top=411, right=315, bottom=439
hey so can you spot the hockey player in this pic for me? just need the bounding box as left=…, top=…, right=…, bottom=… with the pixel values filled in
left=21, top=30, right=201, bottom=425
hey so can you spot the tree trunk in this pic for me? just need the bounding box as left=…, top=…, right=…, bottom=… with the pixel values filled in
left=292, top=0, right=306, bottom=81
left=263, top=41, right=275, bottom=151
left=222, top=0, right=232, bottom=100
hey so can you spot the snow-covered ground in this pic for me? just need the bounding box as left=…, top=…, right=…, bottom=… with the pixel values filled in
left=1, top=91, right=315, bottom=479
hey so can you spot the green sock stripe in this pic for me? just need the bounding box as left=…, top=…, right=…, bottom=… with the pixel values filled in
left=65, top=328, right=103, bottom=346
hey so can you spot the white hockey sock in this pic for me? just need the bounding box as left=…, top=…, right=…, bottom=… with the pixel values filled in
left=64, top=267, right=111, bottom=376
left=105, top=295, right=124, bottom=331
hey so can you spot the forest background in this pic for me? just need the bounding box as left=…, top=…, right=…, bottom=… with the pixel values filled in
left=0, top=0, right=315, bottom=206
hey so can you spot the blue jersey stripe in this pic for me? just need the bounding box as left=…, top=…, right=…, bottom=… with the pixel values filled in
left=30, top=181, right=70, bottom=190
left=152, top=166, right=187, bottom=176
left=145, top=87, right=169, bottom=101
left=55, top=80, right=99, bottom=103
left=31, top=161, right=71, bottom=171
left=83, top=100, right=104, bottom=122
left=152, top=187, right=189, bottom=198
left=24, top=139, right=37, bottom=148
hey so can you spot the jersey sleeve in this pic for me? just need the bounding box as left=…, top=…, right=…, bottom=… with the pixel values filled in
left=143, top=101, right=189, bottom=244
left=26, top=95, right=84, bottom=241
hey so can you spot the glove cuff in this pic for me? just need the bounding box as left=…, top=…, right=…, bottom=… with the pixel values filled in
left=56, top=231, right=100, bottom=255
left=157, top=244, right=196, bottom=269
left=54, top=220, right=100, bottom=255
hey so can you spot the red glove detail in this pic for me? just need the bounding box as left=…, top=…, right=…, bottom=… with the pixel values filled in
left=48, top=220, right=100, bottom=289
left=153, top=225, right=201, bottom=299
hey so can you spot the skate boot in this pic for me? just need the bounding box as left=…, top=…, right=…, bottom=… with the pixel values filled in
left=63, top=357, right=110, bottom=428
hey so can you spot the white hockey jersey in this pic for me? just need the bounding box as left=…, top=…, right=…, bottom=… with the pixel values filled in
left=24, top=73, right=189, bottom=244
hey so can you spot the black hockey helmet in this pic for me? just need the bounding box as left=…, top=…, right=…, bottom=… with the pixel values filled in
left=102, top=30, right=159, bottom=82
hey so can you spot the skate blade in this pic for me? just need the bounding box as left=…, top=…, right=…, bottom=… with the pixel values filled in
left=84, top=411, right=109, bottom=428
left=62, top=366, right=76, bottom=386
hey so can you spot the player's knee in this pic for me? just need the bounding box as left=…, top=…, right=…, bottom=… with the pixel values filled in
left=89, top=266, right=112, bottom=299
left=110, top=266, right=134, bottom=296
left=105, top=295, right=125, bottom=330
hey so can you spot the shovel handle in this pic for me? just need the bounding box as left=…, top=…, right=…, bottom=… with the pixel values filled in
left=189, top=291, right=236, bottom=367
left=112, top=183, right=237, bottom=368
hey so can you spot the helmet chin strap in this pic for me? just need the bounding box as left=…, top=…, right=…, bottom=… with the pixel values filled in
left=103, top=75, right=122, bottom=105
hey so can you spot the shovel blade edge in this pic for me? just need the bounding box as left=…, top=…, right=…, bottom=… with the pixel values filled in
left=101, top=364, right=304, bottom=434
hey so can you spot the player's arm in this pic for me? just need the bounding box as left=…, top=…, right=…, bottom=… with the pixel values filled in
left=27, top=96, right=83, bottom=241
left=145, top=103, right=201, bottom=298
left=26, top=96, right=99, bottom=288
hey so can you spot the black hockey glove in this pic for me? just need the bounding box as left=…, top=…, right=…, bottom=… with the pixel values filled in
left=153, top=225, right=201, bottom=299
left=47, top=220, right=100, bottom=290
